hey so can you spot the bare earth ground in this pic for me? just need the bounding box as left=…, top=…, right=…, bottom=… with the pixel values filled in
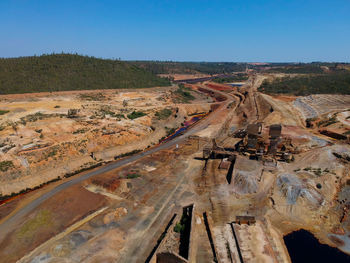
left=158, top=74, right=211, bottom=81
left=0, top=87, right=212, bottom=196
left=0, top=76, right=350, bottom=262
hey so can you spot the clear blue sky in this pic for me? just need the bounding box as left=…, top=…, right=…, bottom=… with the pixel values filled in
left=0, top=0, right=349, bottom=62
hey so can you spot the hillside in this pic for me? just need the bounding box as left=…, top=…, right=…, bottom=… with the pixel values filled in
left=131, top=61, right=248, bottom=75
left=258, top=72, right=350, bottom=96
left=0, top=54, right=170, bottom=94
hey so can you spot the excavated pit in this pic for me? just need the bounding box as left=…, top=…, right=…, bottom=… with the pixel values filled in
left=178, top=205, right=193, bottom=259
left=145, top=214, right=177, bottom=263
left=203, top=212, right=218, bottom=263
left=226, top=158, right=236, bottom=184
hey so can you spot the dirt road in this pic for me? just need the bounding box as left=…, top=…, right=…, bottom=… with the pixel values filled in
left=0, top=84, right=236, bottom=240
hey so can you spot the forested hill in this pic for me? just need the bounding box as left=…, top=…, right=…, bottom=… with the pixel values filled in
left=131, top=61, right=248, bottom=74
left=258, top=72, right=350, bottom=96
left=0, top=54, right=170, bottom=94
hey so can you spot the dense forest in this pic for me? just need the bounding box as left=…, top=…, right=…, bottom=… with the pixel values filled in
left=130, top=61, right=248, bottom=74
left=0, top=54, right=170, bottom=94
left=264, top=65, right=324, bottom=74
left=261, top=62, right=349, bottom=74
left=1, top=54, right=349, bottom=95
left=131, top=61, right=350, bottom=75
left=212, top=74, right=249, bottom=83
left=259, top=72, right=350, bottom=95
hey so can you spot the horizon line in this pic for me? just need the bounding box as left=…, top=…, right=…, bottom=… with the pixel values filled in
left=0, top=52, right=349, bottom=64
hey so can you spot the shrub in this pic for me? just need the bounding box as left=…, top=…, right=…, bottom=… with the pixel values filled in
left=79, top=93, right=105, bottom=101
left=73, top=128, right=87, bottom=134
left=174, top=85, right=195, bottom=103
left=0, top=161, right=14, bottom=172
left=165, top=126, right=177, bottom=136
left=174, top=222, right=185, bottom=233
left=126, top=173, right=141, bottom=179
left=213, top=74, right=248, bottom=83
left=155, top=108, right=172, bottom=120
left=127, top=111, right=147, bottom=120
left=0, top=110, right=9, bottom=115
left=317, top=114, right=338, bottom=127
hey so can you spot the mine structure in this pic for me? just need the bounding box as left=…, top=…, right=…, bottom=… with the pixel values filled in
left=202, top=123, right=293, bottom=165
left=234, top=123, right=294, bottom=163
left=241, top=123, right=264, bottom=158
left=203, top=138, right=236, bottom=160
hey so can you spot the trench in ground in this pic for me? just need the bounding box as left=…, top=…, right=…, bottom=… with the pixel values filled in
left=203, top=212, right=218, bottom=263
left=178, top=205, right=193, bottom=259
left=145, top=213, right=177, bottom=263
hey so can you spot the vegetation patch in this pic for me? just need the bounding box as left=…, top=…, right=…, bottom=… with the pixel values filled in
left=303, top=167, right=329, bottom=176
left=0, top=53, right=170, bottom=94
left=265, top=64, right=324, bottom=74
left=17, top=209, right=53, bottom=239
left=79, top=92, right=106, bottom=101
left=258, top=72, right=350, bottom=96
left=165, top=126, right=177, bottom=136
left=131, top=61, right=248, bottom=75
left=97, top=107, right=124, bottom=119
left=0, top=176, right=61, bottom=203
left=20, top=112, right=63, bottom=124
left=318, top=114, right=338, bottom=127
left=126, top=173, right=141, bottom=179
left=46, top=146, right=59, bottom=158
left=213, top=74, right=248, bottom=83
left=73, top=128, right=88, bottom=134
left=0, top=160, right=14, bottom=172
left=114, top=149, right=142, bottom=160
left=64, top=162, right=103, bottom=178
left=174, top=222, right=185, bottom=233
left=127, top=111, right=147, bottom=120
left=155, top=108, right=172, bottom=120
left=0, top=110, right=9, bottom=115
left=174, top=84, right=195, bottom=103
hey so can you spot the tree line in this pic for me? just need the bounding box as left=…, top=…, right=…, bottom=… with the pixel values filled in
left=0, top=54, right=170, bottom=94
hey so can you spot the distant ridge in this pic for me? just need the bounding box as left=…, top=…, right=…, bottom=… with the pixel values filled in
left=0, top=54, right=170, bottom=94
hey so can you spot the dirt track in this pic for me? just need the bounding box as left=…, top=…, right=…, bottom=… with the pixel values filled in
left=0, top=83, right=237, bottom=251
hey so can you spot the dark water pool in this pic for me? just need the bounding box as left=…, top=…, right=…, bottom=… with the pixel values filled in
left=283, top=229, right=350, bottom=263
left=228, top=83, right=243, bottom=87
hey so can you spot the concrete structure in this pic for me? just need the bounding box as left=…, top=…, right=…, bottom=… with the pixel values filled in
left=268, top=124, right=282, bottom=155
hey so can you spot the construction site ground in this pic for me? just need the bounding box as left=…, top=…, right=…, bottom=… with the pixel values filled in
left=0, top=74, right=350, bottom=262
